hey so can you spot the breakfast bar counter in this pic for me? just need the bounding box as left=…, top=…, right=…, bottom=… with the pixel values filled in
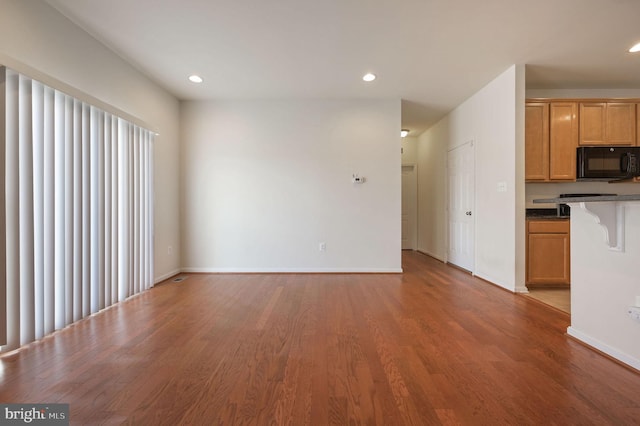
left=531, top=195, right=640, bottom=372
left=532, top=194, right=640, bottom=204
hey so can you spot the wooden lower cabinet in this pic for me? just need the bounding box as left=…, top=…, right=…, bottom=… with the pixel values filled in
left=526, top=220, right=570, bottom=287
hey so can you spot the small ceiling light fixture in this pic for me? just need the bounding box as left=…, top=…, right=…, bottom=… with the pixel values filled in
left=188, top=74, right=203, bottom=83
left=401, top=129, right=409, bottom=138
left=629, top=42, right=640, bottom=53
left=362, top=73, right=376, bottom=82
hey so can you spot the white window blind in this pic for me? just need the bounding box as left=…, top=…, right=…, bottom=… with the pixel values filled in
left=0, top=67, right=154, bottom=351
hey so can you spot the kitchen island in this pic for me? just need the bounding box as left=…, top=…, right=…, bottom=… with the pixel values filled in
left=533, top=194, right=640, bottom=371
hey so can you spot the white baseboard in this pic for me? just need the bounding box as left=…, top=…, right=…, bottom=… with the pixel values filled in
left=474, top=271, right=516, bottom=293
left=567, top=326, right=640, bottom=372
left=416, top=250, right=446, bottom=263
left=154, top=269, right=181, bottom=285
left=181, top=267, right=403, bottom=274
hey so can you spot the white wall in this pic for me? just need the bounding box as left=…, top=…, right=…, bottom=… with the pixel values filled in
left=401, top=136, right=418, bottom=165
left=416, top=121, right=447, bottom=261
left=416, top=65, right=526, bottom=291
left=515, top=65, right=526, bottom=294
left=568, top=202, right=640, bottom=370
left=0, top=0, right=182, bottom=282
left=180, top=99, right=402, bottom=272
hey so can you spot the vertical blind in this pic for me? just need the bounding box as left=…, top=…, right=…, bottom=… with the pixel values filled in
left=1, top=67, right=154, bottom=351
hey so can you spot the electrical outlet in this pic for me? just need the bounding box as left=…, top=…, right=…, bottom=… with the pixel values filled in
left=628, top=306, right=640, bottom=322
left=319, top=242, right=326, bottom=252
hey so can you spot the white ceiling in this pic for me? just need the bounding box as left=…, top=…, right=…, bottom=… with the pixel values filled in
left=45, top=0, right=640, bottom=136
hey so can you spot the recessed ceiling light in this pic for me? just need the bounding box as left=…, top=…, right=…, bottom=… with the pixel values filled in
left=362, top=73, right=376, bottom=82
left=401, top=129, right=409, bottom=138
left=188, top=75, right=203, bottom=83
left=629, top=42, right=640, bottom=53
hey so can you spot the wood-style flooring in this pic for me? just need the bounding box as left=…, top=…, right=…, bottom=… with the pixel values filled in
left=1, top=251, right=639, bottom=425
left=525, top=288, right=571, bottom=314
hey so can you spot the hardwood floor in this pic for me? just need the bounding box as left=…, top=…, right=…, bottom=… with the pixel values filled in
left=1, top=251, right=639, bottom=425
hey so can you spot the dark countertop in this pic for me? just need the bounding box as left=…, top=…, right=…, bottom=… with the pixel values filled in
left=526, top=216, right=570, bottom=220
left=526, top=208, right=569, bottom=220
left=533, top=194, right=640, bottom=204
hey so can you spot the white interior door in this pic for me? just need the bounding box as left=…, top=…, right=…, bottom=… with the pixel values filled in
left=401, top=165, right=417, bottom=250
left=447, top=142, right=475, bottom=271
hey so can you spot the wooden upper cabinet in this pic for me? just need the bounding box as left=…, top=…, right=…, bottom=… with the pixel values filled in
left=579, top=102, right=606, bottom=145
left=549, top=102, right=578, bottom=180
left=579, top=102, right=636, bottom=146
left=525, top=101, right=577, bottom=182
left=607, top=103, right=636, bottom=145
left=526, top=98, right=639, bottom=182
left=525, top=103, right=549, bottom=181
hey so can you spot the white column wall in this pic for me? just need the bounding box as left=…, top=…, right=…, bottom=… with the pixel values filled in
left=416, top=65, right=526, bottom=291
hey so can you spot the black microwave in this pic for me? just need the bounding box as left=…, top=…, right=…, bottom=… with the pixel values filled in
left=576, top=146, right=640, bottom=180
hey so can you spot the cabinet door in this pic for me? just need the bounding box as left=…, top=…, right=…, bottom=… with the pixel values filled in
left=526, top=233, right=570, bottom=285
left=549, top=102, right=577, bottom=180
left=607, top=103, right=636, bottom=145
left=525, top=103, right=549, bottom=181
left=580, top=102, right=607, bottom=145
